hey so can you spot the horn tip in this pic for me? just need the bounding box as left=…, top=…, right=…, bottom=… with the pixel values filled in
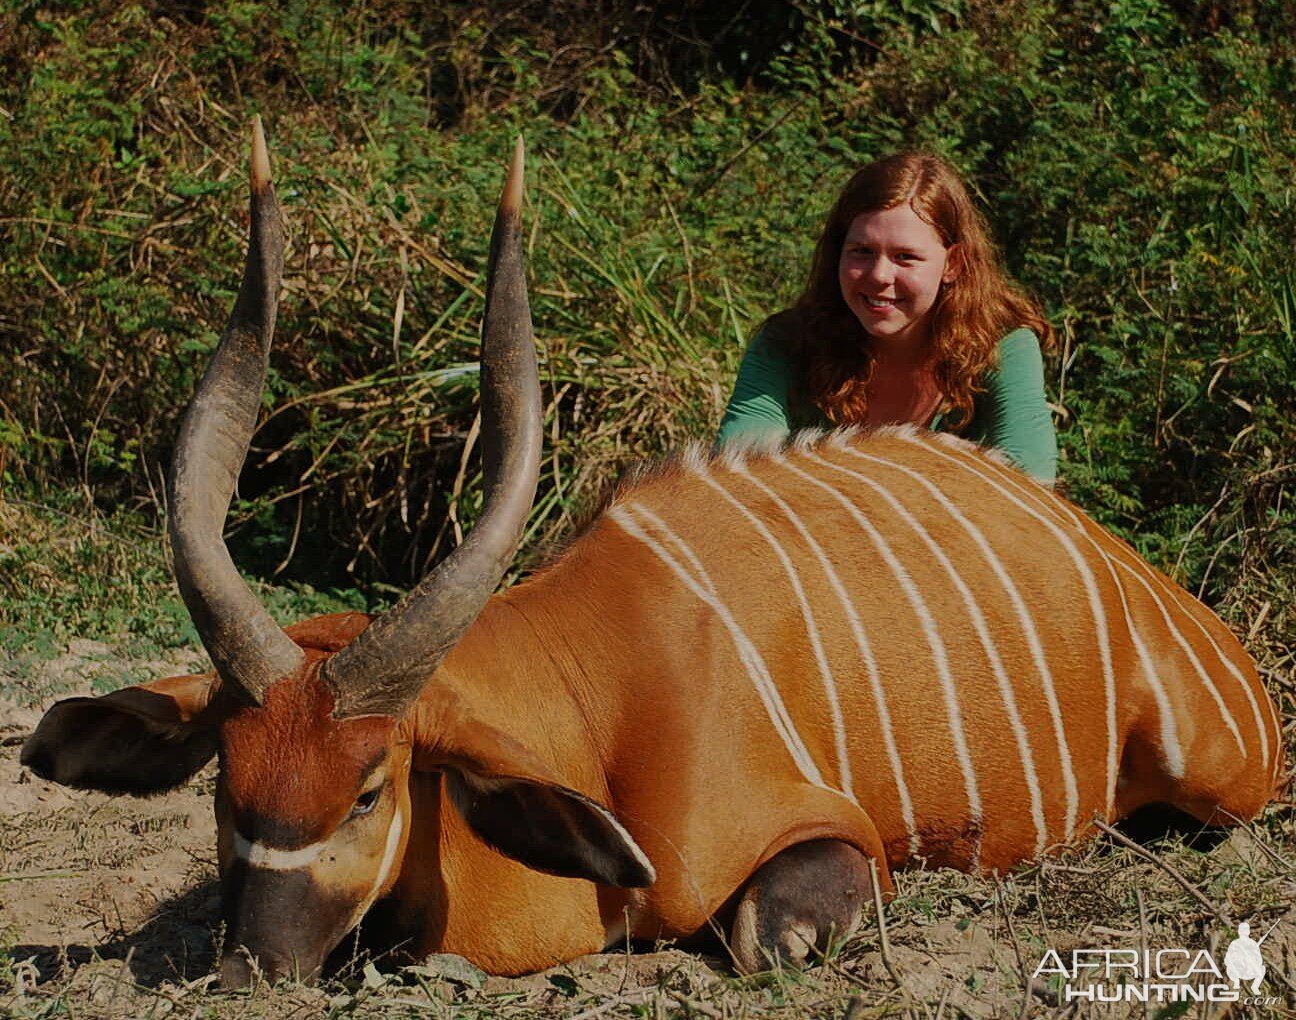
left=251, top=116, right=272, bottom=194
left=500, top=135, right=525, bottom=216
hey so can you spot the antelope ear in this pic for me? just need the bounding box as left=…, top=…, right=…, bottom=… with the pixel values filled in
left=419, top=721, right=655, bottom=889
left=282, top=611, right=372, bottom=653
left=445, top=769, right=656, bottom=889
left=21, top=673, right=226, bottom=795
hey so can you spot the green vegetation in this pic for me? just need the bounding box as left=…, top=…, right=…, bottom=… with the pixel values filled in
left=3, top=1, right=1293, bottom=650
left=0, top=500, right=369, bottom=701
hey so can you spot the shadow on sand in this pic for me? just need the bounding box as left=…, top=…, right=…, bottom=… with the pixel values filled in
left=12, top=880, right=419, bottom=991
left=13, top=879, right=220, bottom=988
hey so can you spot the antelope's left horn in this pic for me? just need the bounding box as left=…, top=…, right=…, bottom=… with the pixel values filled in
left=168, top=117, right=304, bottom=702
left=322, top=137, right=542, bottom=718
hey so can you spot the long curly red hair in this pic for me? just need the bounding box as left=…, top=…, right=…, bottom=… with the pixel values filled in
left=769, top=151, right=1054, bottom=430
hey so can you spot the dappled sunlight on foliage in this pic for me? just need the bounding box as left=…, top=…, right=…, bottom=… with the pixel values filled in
left=1, top=0, right=1291, bottom=626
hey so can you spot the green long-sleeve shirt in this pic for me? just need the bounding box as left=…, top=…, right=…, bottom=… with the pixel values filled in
left=717, top=326, right=1057, bottom=484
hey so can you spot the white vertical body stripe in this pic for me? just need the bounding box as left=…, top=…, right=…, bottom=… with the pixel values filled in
left=1112, top=558, right=1245, bottom=755
left=845, top=445, right=1080, bottom=840
left=896, top=433, right=1121, bottom=815
left=812, top=449, right=1049, bottom=855
left=969, top=455, right=1274, bottom=773
left=778, top=453, right=986, bottom=865
left=918, top=438, right=1188, bottom=778
left=696, top=463, right=855, bottom=802
left=734, top=462, right=919, bottom=852
left=647, top=500, right=723, bottom=595
left=608, top=503, right=829, bottom=789
left=1171, top=602, right=1276, bottom=772
left=1104, top=560, right=1187, bottom=777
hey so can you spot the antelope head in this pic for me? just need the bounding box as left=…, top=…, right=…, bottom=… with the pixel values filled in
left=22, top=121, right=651, bottom=985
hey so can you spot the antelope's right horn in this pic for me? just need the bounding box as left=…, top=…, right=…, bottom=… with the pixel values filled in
left=168, top=117, right=304, bottom=703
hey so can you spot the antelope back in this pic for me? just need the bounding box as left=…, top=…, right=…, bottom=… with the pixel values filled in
left=549, top=426, right=1284, bottom=893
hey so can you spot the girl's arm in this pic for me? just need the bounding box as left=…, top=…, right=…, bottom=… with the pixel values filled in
left=976, top=328, right=1058, bottom=485
left=717, top=327, right=795, bottom=446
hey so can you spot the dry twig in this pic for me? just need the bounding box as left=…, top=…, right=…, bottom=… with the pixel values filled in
left=1091, top=818, right=1228, bottom=923
left=868, top=857, right=909, bottom=1002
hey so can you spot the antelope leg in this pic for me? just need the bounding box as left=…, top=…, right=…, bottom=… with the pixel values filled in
left=730, top=839, right=873, bottom=974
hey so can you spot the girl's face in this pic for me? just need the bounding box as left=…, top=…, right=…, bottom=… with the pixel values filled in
left=838, top=204, right=960, bottom=355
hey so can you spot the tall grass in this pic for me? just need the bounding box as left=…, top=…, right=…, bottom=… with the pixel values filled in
left=1, top=0, right=1292, bottom=649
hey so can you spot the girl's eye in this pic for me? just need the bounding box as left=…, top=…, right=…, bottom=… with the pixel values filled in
left=351, top=787, right=382, bottom=819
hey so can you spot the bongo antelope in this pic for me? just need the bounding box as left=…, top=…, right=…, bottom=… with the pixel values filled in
left=22, top=121, right=1285, bottom=983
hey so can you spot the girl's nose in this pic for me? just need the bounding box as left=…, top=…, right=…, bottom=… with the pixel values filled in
left=865, top=257, right=894, bottom=286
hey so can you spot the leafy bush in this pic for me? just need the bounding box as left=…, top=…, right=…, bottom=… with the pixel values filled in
left=1, top=0, right=1291, bottom=654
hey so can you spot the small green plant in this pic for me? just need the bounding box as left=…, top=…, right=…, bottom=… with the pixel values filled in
left=0, top=500, right=378, bottom=702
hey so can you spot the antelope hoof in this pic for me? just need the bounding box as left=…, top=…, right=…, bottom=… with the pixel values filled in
left=730, top=839, right=872, bottom=975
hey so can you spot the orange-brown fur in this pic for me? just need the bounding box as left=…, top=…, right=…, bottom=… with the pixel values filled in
left=385, top=431, right=1280, bottom=967
left=43, top=431, right=1284, bottom=976
left=221, top=663, right=395, bottom=847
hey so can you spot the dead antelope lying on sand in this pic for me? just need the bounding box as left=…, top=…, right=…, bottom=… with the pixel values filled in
left=23, top=121, right=1285, bottom=984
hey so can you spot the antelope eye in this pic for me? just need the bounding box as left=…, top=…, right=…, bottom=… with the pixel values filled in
left=350, top=787, right=382, bottom=819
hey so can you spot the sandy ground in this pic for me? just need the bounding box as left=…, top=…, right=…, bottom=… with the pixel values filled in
left=3, top=649, right=1294, bottom=1018
left=1, top=647, right=219, bottom=983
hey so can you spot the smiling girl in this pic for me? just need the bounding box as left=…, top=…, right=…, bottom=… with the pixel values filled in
left=717, top=151, right=1058, bottom=484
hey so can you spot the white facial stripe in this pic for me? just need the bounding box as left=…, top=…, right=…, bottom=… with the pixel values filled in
left=893, top=431, right=1120, bottom=817
left=335, top=804, right=407, bottom=938
left=781, top=453, right=985, bottom=867
left=232, top=830, right=326, bottom=870
left=850, top=445, right=1073, bottom=845
left=700, top=463, right=856, bottom=803
left=609, top=503, right=830, bottom=791
left=369, top=805, right=404, bottom=900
